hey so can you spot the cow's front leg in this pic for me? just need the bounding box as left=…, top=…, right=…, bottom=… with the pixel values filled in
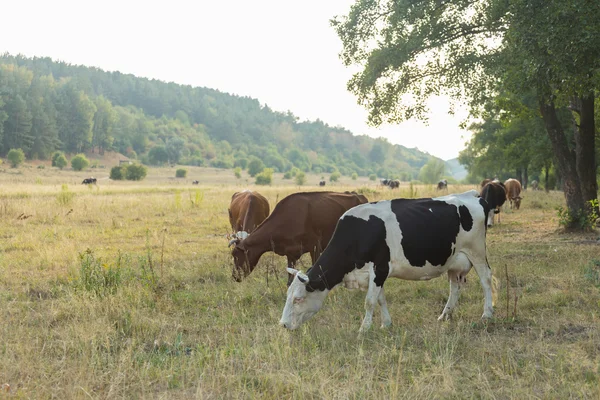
left=359, top=266, right=382, bottom=333
left=473, top=262, right=494, bottom=320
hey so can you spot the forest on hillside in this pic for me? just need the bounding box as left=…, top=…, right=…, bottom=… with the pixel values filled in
left=0, top=54, right=447, bottom=180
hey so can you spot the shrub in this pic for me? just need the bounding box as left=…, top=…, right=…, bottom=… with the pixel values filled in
left=55, top=155, right=68, bottom=170
left=78, top=249, right=123, bottom=297
left=176, top=168, right=187, bottom=178
left=234, top=167, right=242, bottom=179
left=234, top=158, right=248, bottom=169
left=71, top=154, right=90, bottom=171
left=110, top=166, right=125, bottom=180
left=7, top=148, right=25, bottom=168
left=51, top=151, right=65, bottom=167
left=37, top=165, right=45, bottom=169
left=369, top=174, right=377, bottom=181
left=125, top=164, right=148, bottom=181
left=283, top=171, right=292, bottom=179
left=295, top=171, right=306, bottom=185
left=255, top=168, right=273, bottom=185
left=330, top=171, right=341, bottom=182
left=351, top=172, right=358, bottom=180
left=248, top=159, right=265, bottom=177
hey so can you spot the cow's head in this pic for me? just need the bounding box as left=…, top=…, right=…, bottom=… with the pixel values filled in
left=279, top=268, right=328, bottom=330
left=230, top=238, right=253, bottom=282
left=513, top=196, right=523, bottom=210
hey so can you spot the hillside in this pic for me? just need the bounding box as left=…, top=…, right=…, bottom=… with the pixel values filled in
left=445, top=158, right=468, bottom=180
left=0, top=53, right=439, bottom=178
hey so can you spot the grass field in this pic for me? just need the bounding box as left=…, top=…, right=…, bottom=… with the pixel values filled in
left=1, top=165, right=599, bottom=399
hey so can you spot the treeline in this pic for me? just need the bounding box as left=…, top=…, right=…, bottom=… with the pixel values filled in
left=0, top=53, right=438, bottom=179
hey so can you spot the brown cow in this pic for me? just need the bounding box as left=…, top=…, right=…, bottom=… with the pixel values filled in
left=504, top=178, right=523, bottom=210
left=229, top=191, right=368, bottom=283
left=227, top=190, right=270, bottom=242
left=480, top=178, right=493, bottom=188
left=481, top=180, right=506, bottom=227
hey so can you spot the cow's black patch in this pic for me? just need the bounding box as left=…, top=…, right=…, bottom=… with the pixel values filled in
left=390, top=199, right=461, bottom=267
left=306, top=214, right=390, bottom=291
left=458, top=205, right=473, bottom=232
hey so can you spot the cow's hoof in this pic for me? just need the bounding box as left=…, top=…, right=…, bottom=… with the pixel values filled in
left=380, top=321, right=392, bottom=329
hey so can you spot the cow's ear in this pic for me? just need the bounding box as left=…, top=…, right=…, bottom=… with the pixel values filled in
left=286, top=267, right=299, bottom=276
left=297, top=272, right=309, bottom=284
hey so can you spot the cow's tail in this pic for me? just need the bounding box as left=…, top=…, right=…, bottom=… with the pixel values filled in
left=491, top=274, right=499, bottom=308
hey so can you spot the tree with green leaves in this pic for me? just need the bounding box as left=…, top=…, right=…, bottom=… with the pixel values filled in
left=7, top=148, right=25, bottom=167
left=55, top=154, right=68, bottom=170
left=247, top=158, right=265, bottom=177
left=71, top=154, right=90, bottom=171
left=125, top=164, right=147, bottom=181
left=333, top=0, right=600, bottom=228
left=148, top=146, right=169, bottom=165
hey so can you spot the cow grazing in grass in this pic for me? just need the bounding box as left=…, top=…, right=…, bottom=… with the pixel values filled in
left=387, top=179, right=400, bottom=189
left=380, top=179, right=390, bottom=186
left=480, top=180, right=506, bottom=227
left=82, top=177, right=97, bottom=185
left=530, top=180, right=539, bottom=191
left=319, top=180, right=326, bottom=187
left=227, top=190, right=270, bottom=243
left=504, top=178, right=523, bottom=210
left=192, top=180, right=199, bottom=185
left=437, top=179, right=448, bottom=190
left=229, top=191, right=368, bottom=283
left=280, top=190, right=495, bottom=332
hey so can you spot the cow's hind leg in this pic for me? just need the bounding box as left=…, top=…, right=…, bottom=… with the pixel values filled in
left=359, top=265, right=382, bottom=333
left=472, top=261, right=494, bottom=319
left=438, top=253, right=471, bottom=321
left=378, top=287, right=392, bottom=328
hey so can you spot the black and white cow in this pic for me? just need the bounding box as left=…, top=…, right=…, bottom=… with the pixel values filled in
left=82, top=177, right=97, bottom=185
left=480, top=180, right=506, bottom=227
left=280, top=190, right=495, bottom=332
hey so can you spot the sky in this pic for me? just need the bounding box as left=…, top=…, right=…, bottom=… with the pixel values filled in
left=0, top=0, right=472, bottom=160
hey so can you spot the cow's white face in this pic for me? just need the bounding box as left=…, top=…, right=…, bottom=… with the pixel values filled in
left=279, top=268, right=328, bottom=330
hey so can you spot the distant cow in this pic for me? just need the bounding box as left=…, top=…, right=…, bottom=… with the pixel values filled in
left=319, top=180, right=326, bottom=186
left=192, top=180, right=199, bottom=185
left=229, top=191, right=368, bottom=283
left=387, top=179, right=400, bottom=189
left=82, top=178, right=97, bottom=185
left=530, top=180, right=539, bottom=191
left=227, top=190, right=270, bottom=243
left=480, top=180, right=506, bottom=227
left=437, top=179, right=448, bottom=190
left=504, top=178, right=523, bottom=210
left=380, top=179, right=390, bottom=186
left=280, top=190, right=495, bottom=332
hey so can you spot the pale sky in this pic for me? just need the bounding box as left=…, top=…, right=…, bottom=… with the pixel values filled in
left=1, top=0, right=471, bottom=160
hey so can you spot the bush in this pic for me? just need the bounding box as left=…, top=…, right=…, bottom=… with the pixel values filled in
left=51, top=151, right=65, bottom=167
left=283, top=171, right=292, bottom=179
left=330, top=171, right=341, bottom=182
left=37, top=165, right=45, bottom=169
left=369, top=174, right=377, bottom=181
left=54, top=155, right=68, bottom=170
left=234, top=158, right=248, bottom=170
left=7, top=148, right=25, bottom=168
left=71, top=154, right=90, bottom=171
left=125, top=164, right=148, bottom=181
left=234, top=167, right=242, bottom=179
left=176, top=168, right=187, bottom=178
left=351, top=172, right=358, bottom=180
left=295, top=171, right=306, bottom=185
left=255, top=168, right=274, bottom=185
left=110, top=166, right=125, bottom=180
left=248, top=159, right=265, bottom=177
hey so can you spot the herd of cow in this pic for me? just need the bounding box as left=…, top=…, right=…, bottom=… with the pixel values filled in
left=226, top=177, right=524, bottom=332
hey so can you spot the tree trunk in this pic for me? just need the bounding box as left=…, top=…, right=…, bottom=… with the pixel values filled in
left=575, top=94, right=599, bottom=214
left=523, top=166, right=528, bottom=189
left=544, top=163, right=550, bottom=192
left=539, top=100, right=585, bottom=226
left=516, top=168, right=522, bottom=184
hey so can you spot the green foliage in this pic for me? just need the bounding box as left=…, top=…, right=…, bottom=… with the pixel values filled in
left=56, top=184, right=75, bottom=206
left=283, top=171, right=292, bottom=179
left=189, top=190, right=204, bottom=208
left=247, top=158, right=265, bottom=177
left=351, top=172, right=358, bottom=180
left=7, top=148, right=25, bottom=167
left=110, top=166, right=125, bottom=180
left=330, top=171, right=341, bottom=182
left=54, top=155, right=67, bottom=170
left=51, top=151, right=65, bottom=166
left=255, top=168, right=273, bottom=185
left=234, top=158, right=248, bottom=170
left=369, top=174, right=377, bottom=181
left=556, top=200, right=599, bottom=231
left=295, top=171, right=306, bottom=185
left=125, top=164, right=147, bottom=181
left=233, top=167, right=242, bottom=179
left=175, top=168, right=187, bottom=178
left=148, top=146, right=169, bottom=166
left=71, top=154, right=90, bottom=171
left=78, top=249, right=122, bottom=297
left=418, top=159, right=446, bottom=184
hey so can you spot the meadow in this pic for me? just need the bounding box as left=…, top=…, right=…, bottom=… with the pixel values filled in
left=1, top=165, right=599, bottom=399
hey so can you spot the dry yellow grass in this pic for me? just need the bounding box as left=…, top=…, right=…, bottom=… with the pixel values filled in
left=0, top=165, right=599, bottom=399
